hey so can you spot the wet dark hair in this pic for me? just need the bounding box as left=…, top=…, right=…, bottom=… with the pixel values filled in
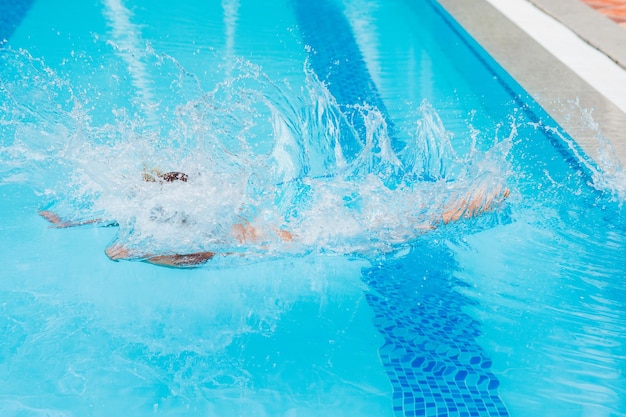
left=160, top=172, right=188, bottom=183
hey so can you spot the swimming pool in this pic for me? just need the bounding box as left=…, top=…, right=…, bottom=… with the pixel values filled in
left=1, top=0, right=625, bottom=416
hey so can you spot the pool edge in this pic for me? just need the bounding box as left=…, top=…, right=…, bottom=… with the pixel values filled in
left=438, top=0, right=626, bottom=167
left=529, top=0, right=626, bottom=71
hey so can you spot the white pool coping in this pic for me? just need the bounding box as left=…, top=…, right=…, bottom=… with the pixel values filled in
left=487, top=0, right=626, bottom=115
left=438, top=0, right=626, bottom=166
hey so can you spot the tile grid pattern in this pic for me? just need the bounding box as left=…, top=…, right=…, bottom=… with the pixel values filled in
left=292, top=0, right=403, bottom=161
left=581, top=0, right=626, bottom=28
left=292, top=0, right=510, bottom=414
left=0, top=0, right=35, bottom=43
left=362, top=247, right=509, bottom=417
left=4, top=0, right=512, bottom=414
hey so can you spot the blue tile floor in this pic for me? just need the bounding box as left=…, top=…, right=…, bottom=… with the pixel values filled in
left=0, top=0, right=35, bottom=43
left=291, top=3, right=510, bottom=413
left=362, top=244, right=509, bottom=417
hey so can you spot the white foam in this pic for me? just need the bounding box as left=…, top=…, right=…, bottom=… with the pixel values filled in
left=1, top=46, right=513, bottom=260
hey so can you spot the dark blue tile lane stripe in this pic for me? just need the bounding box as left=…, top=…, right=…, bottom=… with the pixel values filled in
left=292, top=0, right=401, bottom=160
left=0, top=0, right=36, bottom=44
left=363, top=245, right=510, bottom=417
left=292, top=1, right=510, bottom=414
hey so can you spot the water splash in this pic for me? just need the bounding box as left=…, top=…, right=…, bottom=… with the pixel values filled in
left=0, top=44, right=512, bottom=262
left=575, top=107, right=626, bottom=204
left=535, top=100, right=626, bottom=203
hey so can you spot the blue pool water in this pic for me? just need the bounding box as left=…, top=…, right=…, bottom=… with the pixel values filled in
left=1, top=0, right=626, bottom=416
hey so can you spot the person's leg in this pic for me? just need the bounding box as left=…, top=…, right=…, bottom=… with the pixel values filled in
left=105, top=243, right=215, bottom=267
left=144, top=252, right=216, bottom=267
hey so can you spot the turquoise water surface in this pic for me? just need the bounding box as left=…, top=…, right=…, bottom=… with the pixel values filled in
left=1, top=0, right=625, bottom=416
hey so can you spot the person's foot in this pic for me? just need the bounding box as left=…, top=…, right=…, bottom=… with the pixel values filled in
left=105, top=243, right=133, bottom=260
left=232, top=222, right=260, bottom=243
left=276, top=228, right=293, bottom=242
left=442, top=185, right=510, bottom=224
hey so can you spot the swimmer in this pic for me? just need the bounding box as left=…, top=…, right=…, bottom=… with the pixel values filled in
left=39, top=171, right=510, bottom=268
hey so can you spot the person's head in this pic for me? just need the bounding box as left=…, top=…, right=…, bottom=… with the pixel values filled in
left=142, top=170, right=188, bottom=183
left=161, top=172, right=188, bottom=183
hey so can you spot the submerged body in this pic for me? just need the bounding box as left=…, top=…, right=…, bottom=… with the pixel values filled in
left=40, top=171, right=510, bottom=267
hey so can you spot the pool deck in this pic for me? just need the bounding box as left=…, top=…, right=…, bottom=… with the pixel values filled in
left=438, top=0, right=626, bottom=166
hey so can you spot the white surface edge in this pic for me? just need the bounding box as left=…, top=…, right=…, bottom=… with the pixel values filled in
left=485, top=0, right=626, bottom=115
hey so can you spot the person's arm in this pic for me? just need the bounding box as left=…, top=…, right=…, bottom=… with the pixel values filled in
left=39, top=210, right=114, bottom=228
